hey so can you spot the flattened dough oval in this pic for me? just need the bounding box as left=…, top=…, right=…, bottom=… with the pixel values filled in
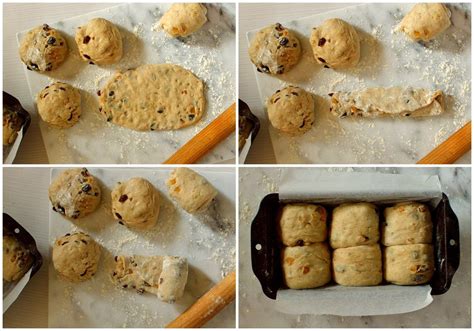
left=99, top=64, right=205, bottom=131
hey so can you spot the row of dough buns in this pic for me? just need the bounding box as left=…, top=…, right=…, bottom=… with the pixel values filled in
left=279, top=201, right=435, bottom=289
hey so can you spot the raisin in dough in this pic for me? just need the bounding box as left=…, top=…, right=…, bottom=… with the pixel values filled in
left=111, top=255, right=188, bottom=302
left=160, top=3, right=208, bottom=37
left=19, top=24, right=68, bottom=72
left=282, top=243, right=331, bottom=289
left=248, top=23, right=301, bottom=75
left=3, top=235, right=33, bottom=282
left=98, top=64, right=205, bottom=131
left=52, top=232, right=101, bottom=282
left=278, top=203, right=327, bottom=246
left=330, top=202, right=379, bottom=249
left=310, top=18, right=360, bottom=69
left=267, top=86, right=314, bottom=135
left=333, top=244, right=382, bottom=286
left=167, top=167, right=217, bottom=214
left=48, top=168, right=101, bottom=219
left=384, top=244, right=434, bottom=285
left=382, top=202, right=432, bottom=246
left=75, top=18, right=123, bottom=65
left=330, top=88, right=445, bottom=118
left=398, top=3, right=451, bottom=42
left=111, top=178, right=160, bottom=230
left=36, top=82, right=81, bottom=128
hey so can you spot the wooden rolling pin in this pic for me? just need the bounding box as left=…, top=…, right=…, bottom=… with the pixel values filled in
left=166, top=271, right=236, bottom=328
left=164, top=103, right=236, bottom=164
left=418, top=121, right=471, bottom=164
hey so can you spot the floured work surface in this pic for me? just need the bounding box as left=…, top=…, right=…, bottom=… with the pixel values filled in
left=18, top=3, right=236, bottom=164
left=48, top=168, right=235, bottom=327
left=247, top=3, right=471, bottom=164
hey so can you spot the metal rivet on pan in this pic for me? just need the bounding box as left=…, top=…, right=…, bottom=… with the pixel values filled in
left=449, top=239, right=456, bottom=246
left=255, top=244, right=262, bottom=251
left=14, top=228, right=20, bottom=234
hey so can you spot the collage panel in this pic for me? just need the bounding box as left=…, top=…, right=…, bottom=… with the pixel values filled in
left=239, top=3, right=471, bottom=164
left=3, top=166, right=236, bottom=327
left=239, top=167, right=470, bottom=327
left=4, top=3, right=236, bottom=165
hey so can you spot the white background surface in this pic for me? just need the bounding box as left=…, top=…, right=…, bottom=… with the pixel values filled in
left=239, top=3, right=471, bottom=164
left=3, top=167, right=236, bottom=327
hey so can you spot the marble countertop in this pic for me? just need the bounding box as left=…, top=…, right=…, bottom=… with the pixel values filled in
left=239, top=3, right=471, bottom=164
left=239, top=167, right=471, bottom=327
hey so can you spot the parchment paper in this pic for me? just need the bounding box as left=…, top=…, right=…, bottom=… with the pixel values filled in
left=48, top=167, right=235, bottom=327
left=275, top=170, right=441, bottom=316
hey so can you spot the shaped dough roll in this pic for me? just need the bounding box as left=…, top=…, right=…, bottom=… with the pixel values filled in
left=382, top=202, right=432, bottom=246
left=278, top=203, right=327, bottom=246
left=398, top=3, right=451, bottom=41
left=330, top=202, right=379, bottom=249
left=167, top=167, right=218, bottom=214
left=384, top=244, right=434, bottom=285
left=282, top=243, right=331, bottom=289
left=329, top=87, right=444, bottom=118
left=333, top=244, right=383, bottom=286
left=111, top=255, right=188, bottom=302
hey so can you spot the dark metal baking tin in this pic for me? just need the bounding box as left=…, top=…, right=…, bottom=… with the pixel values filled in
left=238, top=99, right=260, bottom=150
left=251, top=193, right=460, bottom=299
left=3, top=213, right=43, bottom=281
left=3, top=92, right=31, bottom=162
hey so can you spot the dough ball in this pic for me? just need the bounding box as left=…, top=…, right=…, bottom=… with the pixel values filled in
left=267, top=86, right=314, bottom=135
left=36, top=82, right=81, bottom=128
left=19, top=24, right=68, bottom=72
left=282, top=243, right=331, bottom=289
left=398, top=3, right=451, bottom=41
left=278, top=203, right=327, bottom=246
left=384, top=244, right=434, bottom=285
left=333, top=244, right=382, bottom=286
left=48, top=168, right=101, bottom=219
left=310, top=18, right=360, bottom=69
left=52, top=232, right=101, bottom=282
left=75, top=18, right=123, bottom=65
left=167, top=168, right=217, bottom=214
left=160, top=3, right=208, bottom=37
left=382, top=202, right=432, bottom=246
left=248, top=23, right=302, bottom=75
left=111, top=177, right=160, bottom=230
left=3, top=235, right=32, bottom=282
left=330, top=202, right=379, bottom=249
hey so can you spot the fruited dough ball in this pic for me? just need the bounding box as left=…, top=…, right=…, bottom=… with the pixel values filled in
left=310, top=18, right=360, bottom=69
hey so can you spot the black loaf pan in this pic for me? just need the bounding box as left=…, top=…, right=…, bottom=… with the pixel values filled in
left=3, top=213, right=43, bottom=281
left=3, top=92, right=31, bottom=162
left=251, top=193, right=460, bottom=299
left=238, top=99, right=260, bottom=153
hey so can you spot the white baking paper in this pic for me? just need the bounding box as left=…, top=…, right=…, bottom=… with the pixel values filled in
left=48, top=167, right=235, bottom=327
left=275, top=170, right=441, bottom=316
left=3, top=269, right=33, bottom=313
